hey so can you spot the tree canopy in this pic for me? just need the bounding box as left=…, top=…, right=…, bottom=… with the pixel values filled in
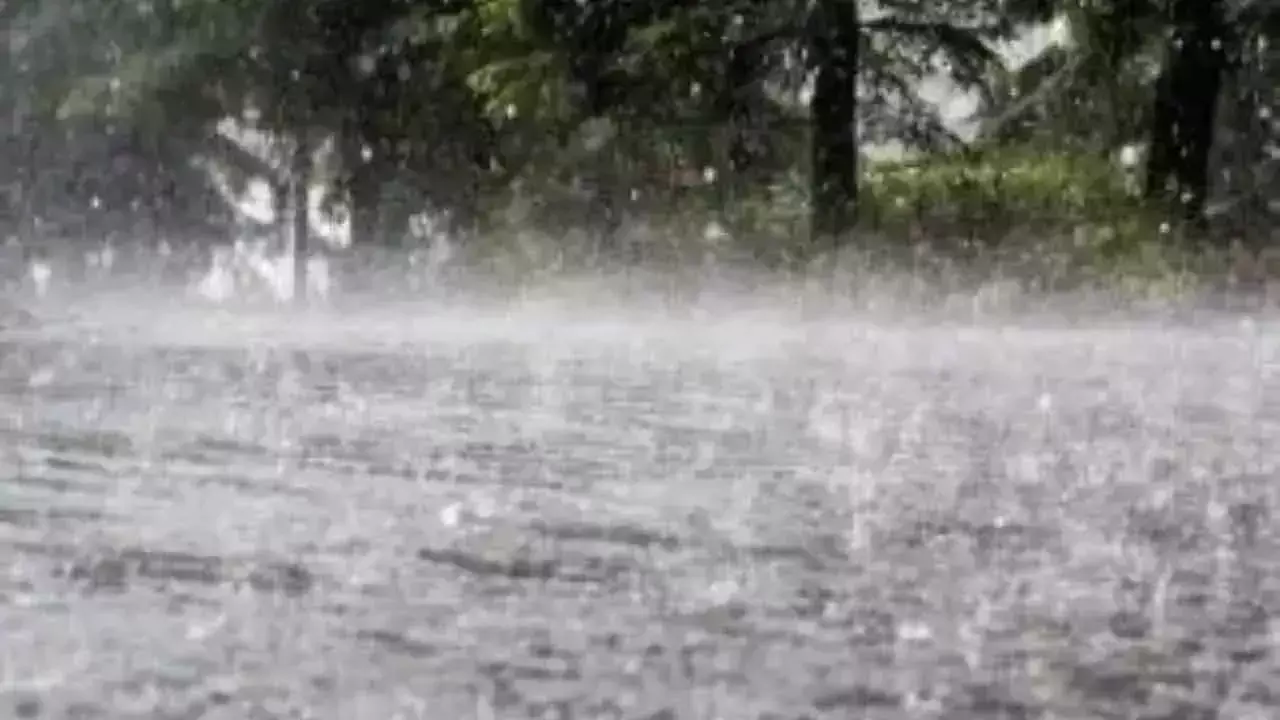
left=1, top=0, right=1275, bottom=263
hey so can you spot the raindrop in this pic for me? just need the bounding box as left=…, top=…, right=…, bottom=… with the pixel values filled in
left=440, top=502, right=463, bottom=527
left=29, top=260, right=51, bottom=297
left=1037, top=393, right=1053, bottom=413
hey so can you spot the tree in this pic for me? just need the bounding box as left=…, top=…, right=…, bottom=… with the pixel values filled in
left=806, top=0, right=1012, bottom=248
left=975, top=0, right=1164, bottom=154
left=809, top=0, right=861, bottom=247
left=1, top=0, right=254, bottom=244
left=9, top=0, right=1238, bottom=269
left=1143, top=0, right=1232, bottom=230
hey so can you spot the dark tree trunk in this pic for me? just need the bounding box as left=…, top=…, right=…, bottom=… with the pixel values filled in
left=341, top=117, right=381, bottom=247
left=350, top=163, right=381, bottom=247
left=1144, top=0, right=1230, bottom=233
left=530, top=0, right=624, bottom=251
left=578, top=75, right=621, bottom=256
left=1214, top=38, right=1273, bottom=249
left=809, top=0, right=861, bottom=249
left=273, top=177, right=290, bottom=248
left=291, top=140, right=311, bottom=307
left=721, top=31, right=766, bottom=207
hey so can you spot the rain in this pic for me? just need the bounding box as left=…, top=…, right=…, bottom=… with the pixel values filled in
left=1, top=0, right=1279, bottom=718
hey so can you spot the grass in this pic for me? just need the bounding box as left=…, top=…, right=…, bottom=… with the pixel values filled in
left=447, top=145, right=1273, bottom=313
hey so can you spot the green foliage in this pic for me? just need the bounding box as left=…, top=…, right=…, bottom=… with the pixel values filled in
left=470, top=143, right=1179, bottom=291
left=976, top=0, right=1165, bottom=152
left=862, top=147, right=1149, bottom=237
left=0, top=0, right=1267, bottom=293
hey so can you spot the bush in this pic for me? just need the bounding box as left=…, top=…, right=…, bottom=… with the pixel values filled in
left=466, top=143, right=1244, bottom=301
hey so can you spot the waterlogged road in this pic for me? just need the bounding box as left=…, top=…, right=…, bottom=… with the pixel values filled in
left=2, top=299, right=1280, bottom=719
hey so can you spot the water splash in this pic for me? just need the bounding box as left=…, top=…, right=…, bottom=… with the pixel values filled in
left=2, top=276, right=1279, bottom=719
left=28, top=257, right=52, bottom=298
left=406, top=227, right=456, bottom=291
left=193, top=238, right=331, bottom=305
left=86, top=243, right=116, bottom=275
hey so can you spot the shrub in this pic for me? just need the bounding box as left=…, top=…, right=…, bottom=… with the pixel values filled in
left=467, top=143, right=1226, bottom=298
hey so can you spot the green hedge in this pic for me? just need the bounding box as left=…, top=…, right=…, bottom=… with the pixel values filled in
left=863, top=148, right=1148, bottom=235
left=471, top=143, right=1211, bottom=292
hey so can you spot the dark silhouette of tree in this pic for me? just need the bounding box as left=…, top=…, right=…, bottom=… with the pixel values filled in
left=809, top=0, right=861, bottom=248
left=1143, top=0, right=1232, bottom=231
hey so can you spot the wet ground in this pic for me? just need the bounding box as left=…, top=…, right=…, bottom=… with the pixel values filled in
left=2, top=295, right=1279, bottom=719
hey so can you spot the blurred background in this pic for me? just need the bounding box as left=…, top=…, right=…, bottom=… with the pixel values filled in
left=1, top=0, right=1275, bottom=295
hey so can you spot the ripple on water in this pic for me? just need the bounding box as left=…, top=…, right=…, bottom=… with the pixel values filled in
left=2, top=304, right=1280, bottom=718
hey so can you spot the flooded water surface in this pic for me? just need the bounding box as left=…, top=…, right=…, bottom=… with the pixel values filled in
left=2, top=295, right=1280, bottom=719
